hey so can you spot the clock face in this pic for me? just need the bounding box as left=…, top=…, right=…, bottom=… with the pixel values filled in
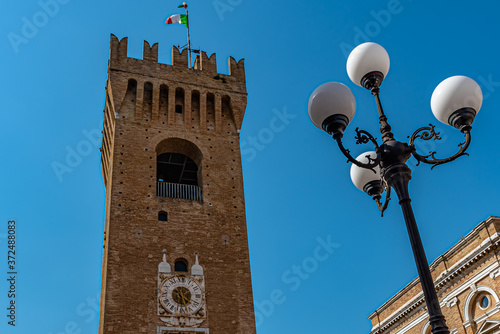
left=159, top=276, right=203, bottom=315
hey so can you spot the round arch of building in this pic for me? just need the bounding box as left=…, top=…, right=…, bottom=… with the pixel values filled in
left=155, top=137, right=204, bottom=201
left=464, top=286, right=500, bottom=324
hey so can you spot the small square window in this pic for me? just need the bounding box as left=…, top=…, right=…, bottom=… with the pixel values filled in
left=158, top=211, right=168, bottom=222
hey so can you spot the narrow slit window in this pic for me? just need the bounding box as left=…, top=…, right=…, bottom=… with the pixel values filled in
left=175, top=87, right=184, bottom=114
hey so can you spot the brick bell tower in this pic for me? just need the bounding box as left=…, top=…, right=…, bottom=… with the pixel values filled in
left=98, top=34, right=256, bottom=334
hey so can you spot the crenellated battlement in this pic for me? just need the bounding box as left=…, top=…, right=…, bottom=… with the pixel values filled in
left=193, top=51, right=217, bottom=74
left=104, top=33, right=248, bottom=150
left=143, top=41, right=159, bottom=62
left=109, top=34, right=246, bottom=88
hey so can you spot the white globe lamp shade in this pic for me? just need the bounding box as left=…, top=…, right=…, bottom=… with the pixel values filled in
left=430, top=75, right=482, bottom=128
left=347, top=42, right=390, bottom=89
left=350, top=151, right=381, bottom=192
left=308, top=82, right=356, bottom=134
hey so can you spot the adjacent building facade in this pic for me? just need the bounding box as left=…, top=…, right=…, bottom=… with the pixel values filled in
left=98, top=34, right=256, bottom=334
left=369, top=216, right=500, bottom=334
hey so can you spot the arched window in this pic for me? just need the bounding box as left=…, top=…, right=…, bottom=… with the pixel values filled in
left=175, top=258, right=188, bottom=272
left=158, top=211, right=168, bottom=222
left=157, top=153, right=199, bottom=186
left=463, top=286, right=500, bottom=327
left=175, top=87, right=184, bottom=114
left=221, top=95, right=236, bottom=134
left=191, top=90, right=200, bottom=129
left=125, top=79, right=137, bottom=103
left=119, top=79, right=137, bottom=118
left=206, top=93, right=215, bottom=131
left=143, top=82, right=153, bottom=119
left=155, top=138, right=203, bottom=201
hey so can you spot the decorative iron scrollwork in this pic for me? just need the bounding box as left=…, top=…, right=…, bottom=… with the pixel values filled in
left=333, top=128, right=381, bottom=172
left=373, top=178, right=391, bottom=217
left=411, top=124, right=442, bottom=142
left=409, top=124, right=471, bottom=169
left=355, top=127, right=378, bottom=145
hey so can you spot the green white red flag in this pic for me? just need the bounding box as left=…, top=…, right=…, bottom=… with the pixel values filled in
left=165, top=2, right=192, bottom=67
left=165, top=14, right=188, bottom=28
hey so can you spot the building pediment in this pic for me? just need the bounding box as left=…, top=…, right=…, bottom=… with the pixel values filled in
left=476, top=320, right=500, bottom=334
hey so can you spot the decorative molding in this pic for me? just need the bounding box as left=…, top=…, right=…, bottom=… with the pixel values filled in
left=371, top=251, right=500, bottom=334
left=368, top=218, right=499, bottom=322
left=157, top=326, right=209, bottom=334
left=470, top=306, right=500, bottom=327
left=464, top=286, right=500, bottom=324
left=157, top=253, right=207, bottom=328
left=475, top=320, right=500, bottom=334
left=420, top=321, right=430, bottom=334
left=391, top=310, right=428, bottom=334
left=489, top=268, right=500, bottom=280
left=389, top=263, right=500, bottom=334
left=446, top=297, right=458, bottom=308
left=159, top=251, right=171, bottom=273
left=159, top=316, right=205, bottom=328
left=434, top=243, right=496, bottom=291
left=481, top=233, right=500, bottom=247
left=442, top=265, right=500, bottom=307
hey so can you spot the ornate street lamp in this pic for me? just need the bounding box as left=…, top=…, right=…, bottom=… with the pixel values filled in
left=308, top=42, right=483, bottom=334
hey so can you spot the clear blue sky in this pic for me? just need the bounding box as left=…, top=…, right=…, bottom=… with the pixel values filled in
left=1, top=1, right=500, bottom=333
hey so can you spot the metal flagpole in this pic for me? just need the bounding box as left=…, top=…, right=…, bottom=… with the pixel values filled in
left=185, top=3, right=191, bottom=67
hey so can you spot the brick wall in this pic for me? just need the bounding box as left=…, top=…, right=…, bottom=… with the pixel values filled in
left=98, top=34, right=256, bottom=334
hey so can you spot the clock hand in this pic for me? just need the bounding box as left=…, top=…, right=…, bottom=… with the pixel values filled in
left=179, top=289, right=191, bottom=303
left=174, top=290, right=185, bottom=305
left=179, top=289, right=189, bottom=312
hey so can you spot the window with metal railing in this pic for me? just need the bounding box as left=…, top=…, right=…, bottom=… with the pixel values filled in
left=156, top=152, right=202, bottom=201
left=156, top=182, right=203, bottom=201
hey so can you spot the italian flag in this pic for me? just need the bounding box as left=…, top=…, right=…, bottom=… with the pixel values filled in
left=178, top=2, right=188, bottom=9
left=165, top=14, right=188, bottom=27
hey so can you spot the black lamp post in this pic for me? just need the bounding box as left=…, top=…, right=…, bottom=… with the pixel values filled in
left=308, top=42, right=483, bottom=334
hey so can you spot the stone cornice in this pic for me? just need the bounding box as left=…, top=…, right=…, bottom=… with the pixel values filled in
left=369, top=216, right=500, bottom=334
